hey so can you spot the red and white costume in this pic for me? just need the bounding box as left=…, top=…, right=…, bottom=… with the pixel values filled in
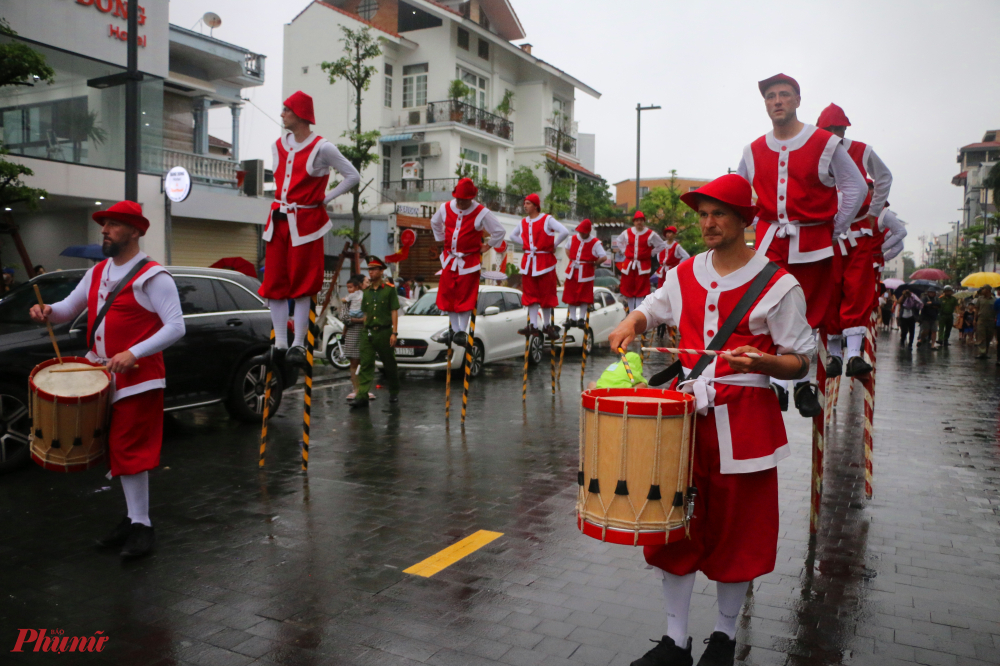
left=738, top=124, right=867, bottom=328
left=562, top=231, right=607, bottom=306
left=47, top=252, right=185, bottom=476
left=636, top=251, right=814, bottom=581
left=509, top=213, right=569, bottom=310
left=656, top=240, right=690, bottom=282
left=614, top=226, right=666, bottom=305
left=431, top=199, right=506, bottom=317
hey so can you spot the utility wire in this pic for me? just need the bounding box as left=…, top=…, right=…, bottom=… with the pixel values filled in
left=242, top=96, right=282, bottom=128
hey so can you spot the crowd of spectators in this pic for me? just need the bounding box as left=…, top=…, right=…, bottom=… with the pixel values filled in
left=881, top=284, right=999, bottom=362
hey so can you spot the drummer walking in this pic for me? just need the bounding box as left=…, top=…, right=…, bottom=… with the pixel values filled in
left=609, top=175, right=814, bottom=666
left=30, top=201, right=185, bottom=559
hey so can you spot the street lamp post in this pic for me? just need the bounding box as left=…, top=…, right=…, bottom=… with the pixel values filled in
left=124, top=0, right=141, bottom=202
left=635, top=104, right=661, bottom=212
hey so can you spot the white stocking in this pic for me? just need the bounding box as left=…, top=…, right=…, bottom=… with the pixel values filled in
left=660, top=570, right=696, bottom=646
left=456, top=311, right=471, bottom=332
left=292, top=296, right=311, bottom=348
left=542, top=308, right=552, bottom=327
left=627, top=296, right=643, bottom=312
left=714, top=581, right=749, bottom=640
left=528, top=304, right=540, bottom=327
left=846, top=334, right=864, bottom=359
left=569, top=304, right=583, bottom=320
left=120, top=471, right=150, bottom=527
left=826, top=334, right=843, bottom=359
left=448, top=312, right=461, bottom=332
left=268, top=299, right=289, bottom=349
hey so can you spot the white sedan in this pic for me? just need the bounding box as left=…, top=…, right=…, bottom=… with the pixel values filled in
left=549, top=287, right=627, bottom=351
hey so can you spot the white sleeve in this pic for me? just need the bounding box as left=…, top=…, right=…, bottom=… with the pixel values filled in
left=675, top=244, right=691, bottom=261
left=647, top=231, right=667, bottom=255
left=47, top=270, right=92, bottom=325
left=612, top=231, right=628, bottom=252
left=271, top=142, right=278, bottom=171
left=319, top=143, right=361, bottom=205
left=478, top=209, right=508, bottom=248
left=737, top=156, right=749, bottom=181
left=128, top=273, right=186, bottom=359
left=508, top=224, right=523, bottom=246
left=831, top=144, right=867, bottom=235
left=547, top=217, right=570, bottom=247
left=765, top=284, right=816, bottom=355
left=866, top=149, right=892, bottom=215
left=880, top=210, right=906, bottom=246
left=430, top=203, right=447, bottom=242
left=592, top=240, right=607, bottom=260
left=883, top=239, right=904, bottom=261
left=635, top=273, right=678, bottom=330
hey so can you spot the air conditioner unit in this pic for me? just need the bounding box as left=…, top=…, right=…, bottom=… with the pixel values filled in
left=419, top=142, right=441, bottom=158
left=241, top=159, right=264, bottom=197
left=408, top=110, right=422, bottom=125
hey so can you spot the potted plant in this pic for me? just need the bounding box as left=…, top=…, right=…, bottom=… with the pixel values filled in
left=495, top=90, right=514, bottom=140
left=448, top=79, right=471, bottom=121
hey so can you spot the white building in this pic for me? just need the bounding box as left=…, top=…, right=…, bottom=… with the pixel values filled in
left=0, top=0, right=271, bottom=278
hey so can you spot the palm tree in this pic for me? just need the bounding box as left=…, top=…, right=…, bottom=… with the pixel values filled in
left=69, top=109, right=108, bottom=163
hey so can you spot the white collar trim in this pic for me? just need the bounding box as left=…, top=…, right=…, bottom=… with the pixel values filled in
left=764, top=124, right=817, bottom=152
left=692, top=250, right=768, bottom=291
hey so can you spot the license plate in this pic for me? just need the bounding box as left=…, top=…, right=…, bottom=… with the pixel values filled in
left=395, top=347, right=415, bottom=356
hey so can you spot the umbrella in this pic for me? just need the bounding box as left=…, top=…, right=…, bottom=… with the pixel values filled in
left=210, top=257, right=257, bottom=279
left=59, top=244, right=104, bottom=261
left=883, top=278, right=904, bottom=290
left=893, top=281, right=939, bottom=297
left=960, top=272, right=1000, bottom=288
left=910, top=268, right=949, bottom=281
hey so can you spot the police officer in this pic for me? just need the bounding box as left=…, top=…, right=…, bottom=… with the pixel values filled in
left=351, top=256, right=400, bottom=407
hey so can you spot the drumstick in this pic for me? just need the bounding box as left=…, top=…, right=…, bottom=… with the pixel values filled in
left=33, top=284, right=63, bottom=364
left=49, top=363, right=138, bottom=373
left=641, top=347, right=764, bottom=359
left=616, top=346, right=636, bottom=385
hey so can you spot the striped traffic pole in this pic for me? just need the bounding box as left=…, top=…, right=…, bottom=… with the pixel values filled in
left=461, top=308, right=477, bottom=425
left=258, top=328, right=276, bottom=468
left=580, top=308, right=591, bottom=383
left=300, top=295, right=317, bottom=472
left=810, top=331, right=828, bottom=535
left=522, top=312, right=530, bottom=403
left=444, top=326, right=453, bottom=423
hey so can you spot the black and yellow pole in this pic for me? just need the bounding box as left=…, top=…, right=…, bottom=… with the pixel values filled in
left=444, top=325, right=453, bottom=423
left=556, top=319, right=569, bottom=381
left=461, top=308, right=478, bottom=425
left=300, top=295, right=317, bottom=472
left=549, top=316, right=557, bottom=396
left=258, top=328, right=275, bottom=468
left=617, top=346, right=636, bottom=385
left=521, top=312, right=530, bottom=403
left=580, top=308, right=591, bottom=383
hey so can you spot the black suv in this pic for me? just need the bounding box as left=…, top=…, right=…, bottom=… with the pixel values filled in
left=0, top=267, right=294, bottom=473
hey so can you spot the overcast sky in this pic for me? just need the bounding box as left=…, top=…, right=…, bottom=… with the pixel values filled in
left=170, top=0, right=999, bottom=259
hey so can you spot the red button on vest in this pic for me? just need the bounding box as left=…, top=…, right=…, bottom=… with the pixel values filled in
left=780, top=178, right=785, bottom=184
left=707, top=330, right=715, bottom=337
left=779, top=213, right=785, bottom=218
left=779, top=196, right=785, bottom=201
left=780, top=161, right=785, bottom=167
left=781, top=146, right=787, bottom=151
left=710, top=282, right=718, bottom=289
left=708, top=304, right=716, bottom=312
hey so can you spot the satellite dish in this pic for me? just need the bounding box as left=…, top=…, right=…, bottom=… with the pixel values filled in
left=203, top=12, right=222, bottom=28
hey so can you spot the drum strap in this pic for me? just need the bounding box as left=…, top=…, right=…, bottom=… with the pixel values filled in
left=88, top=258, right=151, bottom=350
left=648, top=261, right=780, bottom=386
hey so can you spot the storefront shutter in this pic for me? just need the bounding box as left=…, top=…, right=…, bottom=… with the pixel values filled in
left=170, top=217, right=261, bottom=268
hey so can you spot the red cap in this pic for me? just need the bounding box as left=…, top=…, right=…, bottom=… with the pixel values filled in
left=576, top=219, right=592, bottom=236
left=283, top=91, right=316, bottom=124
left=758, top=73, right=800, bottom=97
left=524, top=193, right=541, bottom=209
left=664, top=226, right=677, bottom=233
left=816, top=103, right=851, bottom=129
left=452, top=177, right=478, bottom=199
left=633, top=210, right=646, bottom=221
left=92, top=201, right=150, bottom=235
left=680, top=174, right=758, bottom=225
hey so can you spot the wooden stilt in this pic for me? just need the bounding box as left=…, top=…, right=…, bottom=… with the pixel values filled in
left=300, top=295, right=317, bottom=472
left=580, top=308, right=591, bottom=383
left=258, top=329, right=275, bottom=468
left=810, top=332, right=828, bottom=535
left=557, top=316, right=569, bottom=381
left=461, top=308, right=477, bottom=425
left=522, top=312, right=530, bottom=402
left=863, top=310, right=878, bottom=499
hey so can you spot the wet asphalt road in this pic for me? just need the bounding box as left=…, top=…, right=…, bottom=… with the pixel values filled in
left=1, top=333, right=999, bottom=666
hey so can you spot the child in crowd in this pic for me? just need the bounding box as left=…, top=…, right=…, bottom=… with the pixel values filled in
left=961, top=303, right=976, bottom=343
left=343, top=278, right=364, bottom=320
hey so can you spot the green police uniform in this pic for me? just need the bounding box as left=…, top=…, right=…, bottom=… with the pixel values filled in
left=595, top=352, right=648, bottom=388
left=937, top=294, right=957, bottom=343
left=356, top=281, right=400, bottom=401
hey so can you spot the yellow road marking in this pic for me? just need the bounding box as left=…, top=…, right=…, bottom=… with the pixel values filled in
left=403, top=530, right=503, bottom=578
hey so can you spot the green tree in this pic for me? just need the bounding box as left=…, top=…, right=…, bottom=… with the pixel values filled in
left=575, top=177, right=620, bottom=220
left=543, top=109, right=575, bottom=216
left=902, top=252, right=915, bottom=280
left=637, top=171, right=705, bottom=254
left=321, top=26, right=381, bottom=258
left=507, top=165, right=541, bottom=198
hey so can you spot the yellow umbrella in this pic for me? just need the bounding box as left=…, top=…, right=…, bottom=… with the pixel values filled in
left=960, top=272, right=1000, bottom=288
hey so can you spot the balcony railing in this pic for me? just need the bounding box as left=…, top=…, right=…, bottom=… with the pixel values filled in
left=545, top=127, right=576, bottom=156
left=425, top=100, right=513, bottom=141
left=158, top=148, right=238, bottom=187
left=379, top=178, right=458, bottom=205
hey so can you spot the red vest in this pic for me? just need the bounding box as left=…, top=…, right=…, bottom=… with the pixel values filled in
left=622, top=227, right=654, bottom=275
left=87, top=259, right=167, bottom=400
left=519, top=214, right=557, bottom=275
left=845, top=138, right=873, bottom=221
left=565, top=234, right=600, bottom=282
left=668, top=254, right=795, bottom=472
left=662, top=242, right=684, bottom=269
left=440, top=201, right=488, bottom=275
left=263, top=133, right=332, bottom=247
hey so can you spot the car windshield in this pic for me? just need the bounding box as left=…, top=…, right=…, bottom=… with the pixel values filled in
left=407, top=292, right=443, bottom=316
left=595, top=268, right=613, bottom=277
left=0, top=275, right=83, bottom=327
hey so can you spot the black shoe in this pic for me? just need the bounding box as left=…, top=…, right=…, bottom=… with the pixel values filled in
left=517, top=325, right=536, bottom=336
left=349, top=397, right=370, bottom=408
left=120, top=523, right=155, bottom=559
left=772, top=384, right=788, bottom=412
left=793, top=383, right=822, bottom=418
left=696, top=632, right=736, bottom=666
left=845, top=356, right=872, bottom=377
left=285, top=345, right=308, bottom=368
left=630, top=635, right=692, bottom=666
left=251, top=347, right=286, bottom=367
left=825, top=355, right=843, bottom=377
left=439, top=330, right=454, bottom=347
left=543, top=324, right=560, bottom=341
left=96, top=516, right=132, bottom=548
left=453, top=332, right=469, bottom=348
left=389, top=394, right=399, bottom=404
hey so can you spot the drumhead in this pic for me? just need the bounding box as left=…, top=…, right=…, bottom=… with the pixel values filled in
left=33, top=363, right=110, bottom=397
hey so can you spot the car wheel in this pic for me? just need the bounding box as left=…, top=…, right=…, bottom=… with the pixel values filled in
left=582, top=329, right=595, bottom=355
left=225, top=357, right=284, bottom=423
left=466, top=340, right=485, bottom=378
left=0, top=384, right=31, bottom=473
left=528, top=334, right=543, bottom=365
left=326, top=336, right=351, bottom=369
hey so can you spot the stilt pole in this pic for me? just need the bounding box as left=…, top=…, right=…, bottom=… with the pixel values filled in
left=810, top=331, right=828, bottom=535
left=557, top=316, right=569, bottom=381
left=258, top=329, right=275, bottom=468
left=461, top=308, right=477, bottom=425
left=444, top=326, right=453, bottom=423
left=863, top=309, right=878, bottom=499
left=522, top=312, right=530, bottom=402
left=300, top=294, right=317, bottom=472
left=580, top=308, right=591, bottom=383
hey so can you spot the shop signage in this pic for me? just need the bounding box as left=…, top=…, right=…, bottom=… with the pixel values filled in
left=164, top=167, right=192, bottom=203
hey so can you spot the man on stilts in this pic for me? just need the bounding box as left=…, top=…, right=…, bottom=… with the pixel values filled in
left=737, top=73, right=866, bottom=417
left=616, top=211, right=666, bottom=313
left=816, top=103, right=892, bottom=378
left=609, top=175, right=814, bottom=666
left=562, top=218, right=607, bottom=328
left=258, top=91, right=360, bottom=367
left=656, top=225, right=690, bottom=283
left=30, top=202, right=186, bottom=558
left=509, top=193, right=570, bottom=340
left=431, top=177, right=507, bottom=347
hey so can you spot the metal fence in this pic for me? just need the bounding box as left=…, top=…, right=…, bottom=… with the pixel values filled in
left=158, top=148, right=237, bottom=187
left=545, top=127, right=576, bottom=156
left=425, top=99, right=513, bottom=141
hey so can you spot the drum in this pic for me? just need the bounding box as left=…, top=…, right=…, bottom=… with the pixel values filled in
left=577, top=387, right=696, bottom=546
left=29, top=357, right=111, bottom=472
